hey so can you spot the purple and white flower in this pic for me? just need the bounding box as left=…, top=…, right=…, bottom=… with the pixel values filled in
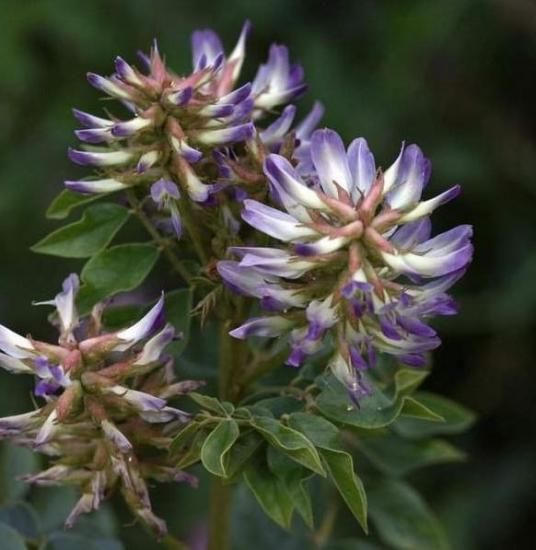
left=252, top=45, right=307, bottom=113
left=150, top=179, right=182, bottom=238
left=0, top=277, right=202, bottom=535
left=219, top=128, right=473, bottom=401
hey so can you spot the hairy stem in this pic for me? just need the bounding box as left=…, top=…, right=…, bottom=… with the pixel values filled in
left=125, top=190, right=192, bottom=283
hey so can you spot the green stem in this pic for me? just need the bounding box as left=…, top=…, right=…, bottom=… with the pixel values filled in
left=125, top=190, right=192, bottom=283
left=179, top=199, right=210, bottom=265
left=207, top=296, right=251, bottom=548
left=238, top=347, right=289, bottom=391
left=208, top=478, right=233, bottom=550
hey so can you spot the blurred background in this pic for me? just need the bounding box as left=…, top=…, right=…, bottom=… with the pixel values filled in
left=0, top=0, right=535, bottom=548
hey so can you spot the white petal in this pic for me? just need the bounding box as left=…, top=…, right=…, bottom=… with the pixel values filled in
left=0, top=353, right=33, bottom=374
left=0, top=324, right=35, bottom=359
left=116, top=294, right=164, bottom=350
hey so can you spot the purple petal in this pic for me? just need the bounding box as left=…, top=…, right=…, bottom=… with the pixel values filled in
left=191, top=29, right=224, bottom=70
left=347, top=137, right=376, bottom=198
left=310, top=129, right=353, bottom=196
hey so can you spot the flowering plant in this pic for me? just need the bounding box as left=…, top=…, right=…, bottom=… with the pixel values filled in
left=0, top=21, right=474, bottom=550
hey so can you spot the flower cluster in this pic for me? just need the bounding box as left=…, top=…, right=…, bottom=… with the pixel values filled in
left=67, top=21, right=316, bottom=238
left=218, top=129, right=473, bottom=401
left=0, top=275, right=202, bottom=536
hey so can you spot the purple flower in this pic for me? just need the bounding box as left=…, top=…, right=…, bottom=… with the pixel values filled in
left=0, top=278, right=202, bottom=535
left=219, top=128, right=473, bottom=402
left=150, top=179, right=182, bottom=238
left=252, top=44, right=307, bottom=112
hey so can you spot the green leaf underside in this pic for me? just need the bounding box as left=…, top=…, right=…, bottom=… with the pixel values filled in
left=0, top=522, right=26, bottom=550
left=32, top=203, right=129, bottom=258
left=288, top=413, right=367, bottom=531
left=393, top=392, right=476, bottom=439
left=251, top=417, right=326, bottom=476
left=201, top=419, right=240, bottom=477
left=175, top=429, right=209, bottom=470
left=400, top=396, right=445, bottom=422
left=77, top=243, right=159, bottom=314
left=267, top=446, right=314, bottom=529
left=244, top=463, right=295, bottom=529
left=226, top=431, right=264, bottom=479
left=315, top=370, right=428, bottom=430
left=369, top=480, right=450, bottom=550
left=171, top=421, right=207, bottom=453
left=359, top=433, right=465, bottom=477
left=321, top=449, right=368, bottom=532
left=46, top=189, right=105, bottom=220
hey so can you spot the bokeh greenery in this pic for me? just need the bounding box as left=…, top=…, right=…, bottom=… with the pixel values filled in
left=0, top=0, right=534, bottom=548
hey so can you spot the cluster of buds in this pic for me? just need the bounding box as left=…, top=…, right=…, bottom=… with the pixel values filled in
left=0, top=275, right=203, bottom=536
left=218, top=129, right=473, bottom=402
left=66, top=21, right=318, bottom=238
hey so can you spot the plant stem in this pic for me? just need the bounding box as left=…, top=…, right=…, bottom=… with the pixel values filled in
left=179, top=198, right=210, bottom=265
left=125, top=190, right=192, bottom=283
left=208, top=478, right=233, bottom=550
left=207, top=301, right=247, bottom=549
left=237, top=347, right=289, bottom=392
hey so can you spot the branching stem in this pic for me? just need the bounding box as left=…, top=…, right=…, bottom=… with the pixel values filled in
left=125, top=190, right=192, bottom=283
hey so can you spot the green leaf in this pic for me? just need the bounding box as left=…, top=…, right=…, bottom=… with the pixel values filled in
left=226, top=431, right=264, bottom=479
left=369, top=480, right=450, bottom=550
left=77, top=243, right=159, bottom=314
left=0, top=522, right=26, bottom=550
left=32, top=203, right=129, bottom=258
left=175, top=429, right=209, bottom=469
left=359, top=433, right=465, bottom=476
left=287, top=413, right=366, bottom=530
left=315, top=377, right=404, bottom=430
left=0, top=502, right=41, bottom=539
left=101, top=303, right=143, bottom=330
left=46, top=189, right=105, bottom=220
left=314, top=369, right=427, bottom=431
left=267, top=447, right=314, bottom=529
left=393, top=369, right=429, bottom=395
left=189, top=393, right=232, bottom=416
left=393, top=392, right=476, bottom=439
left=287, top=412, right=342, bottom=450
left=171, top=421, right=206, bottom=453
left=288, top=481, right=314, bottom=529
left=166, top=288, right=193, bottom=356
left=0, top=444, right=40, bottom=504
left=243, top=462, right=295, bottom=529
left=321, top=449, right=368, bottom=532
left=251, top=417, right=326, bottom=476
left=252, top=396, right=304, bottom=417
left=201, top=419, right=240, bottom=477
left=400, top=396, right=445, bottom=422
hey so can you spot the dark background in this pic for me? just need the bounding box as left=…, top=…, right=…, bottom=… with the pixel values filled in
left=0, top=1, right=535, bottom=548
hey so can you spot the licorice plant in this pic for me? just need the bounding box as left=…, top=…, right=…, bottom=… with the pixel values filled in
left=0, top=21, right=474, bottom=550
